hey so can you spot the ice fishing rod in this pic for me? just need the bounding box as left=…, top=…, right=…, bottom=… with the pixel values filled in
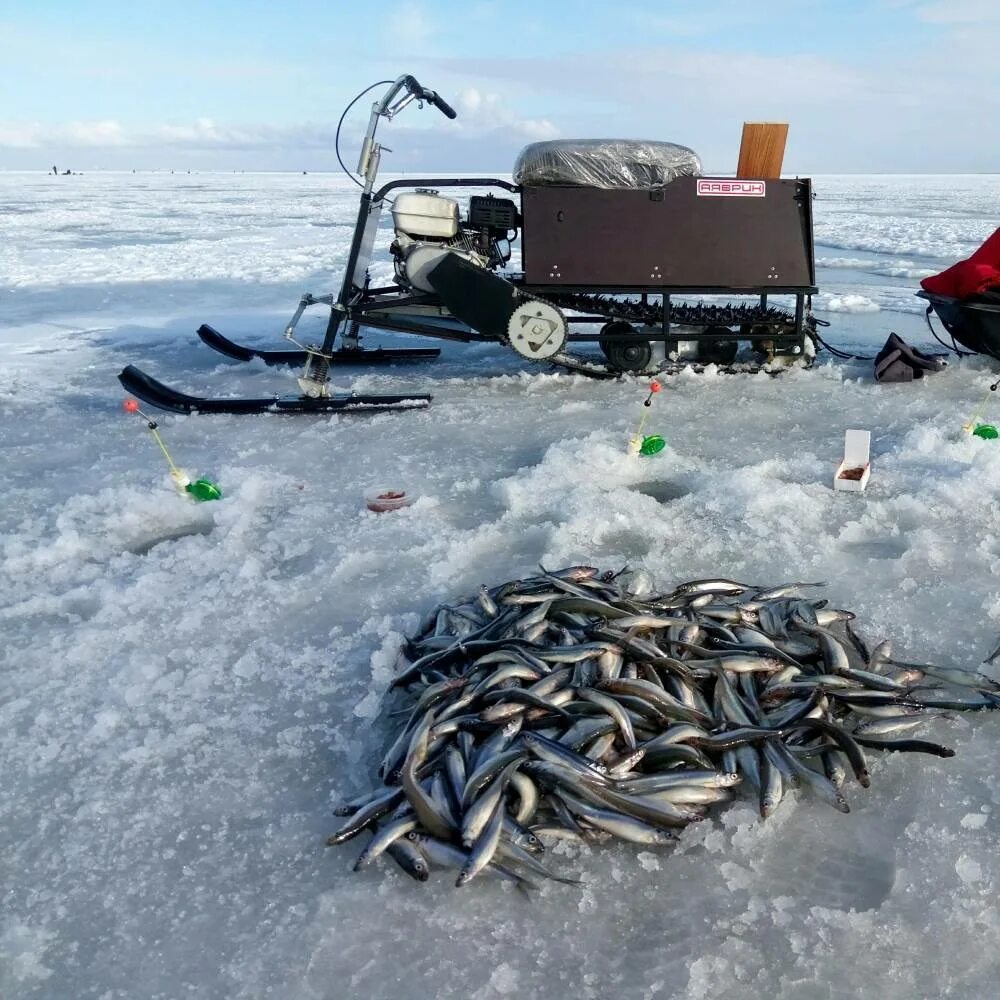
left=627, top=379, right=666, bottom=456
left=123, top=399, right=222, bottom=499
left=961, top=380, right=1000, bottom=438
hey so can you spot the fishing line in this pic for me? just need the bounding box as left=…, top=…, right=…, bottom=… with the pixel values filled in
left=126, top=400, right=183, bottom=479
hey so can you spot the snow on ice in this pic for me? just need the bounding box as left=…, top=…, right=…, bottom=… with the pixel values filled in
left=2, top=170, right=1000, bottom=999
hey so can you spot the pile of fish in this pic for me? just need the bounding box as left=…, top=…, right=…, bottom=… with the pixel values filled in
left=327, top=567, right=1000, bottom=890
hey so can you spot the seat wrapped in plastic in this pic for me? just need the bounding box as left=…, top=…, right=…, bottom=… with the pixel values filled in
left=513, top=139, right=702, bottom=189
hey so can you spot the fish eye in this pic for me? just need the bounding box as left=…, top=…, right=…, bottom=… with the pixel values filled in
left=407, top=831, right=418, bottom=841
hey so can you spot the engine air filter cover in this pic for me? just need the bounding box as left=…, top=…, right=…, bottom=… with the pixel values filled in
left=468, top=195, right=519, bottom=230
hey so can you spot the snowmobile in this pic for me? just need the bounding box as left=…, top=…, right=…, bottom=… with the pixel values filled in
left=119, top=74, right=821, bottom=415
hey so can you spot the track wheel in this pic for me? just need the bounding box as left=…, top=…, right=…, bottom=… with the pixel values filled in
left=599, top=321, right=653, bottom=373
left=702, top=325, right=739, bottom=365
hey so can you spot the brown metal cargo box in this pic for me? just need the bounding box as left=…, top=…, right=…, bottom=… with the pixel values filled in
left=520, top=177, right=815, bottom=290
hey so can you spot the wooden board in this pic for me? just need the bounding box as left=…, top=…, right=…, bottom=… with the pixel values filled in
left=737, top=123, right=789, bottom=179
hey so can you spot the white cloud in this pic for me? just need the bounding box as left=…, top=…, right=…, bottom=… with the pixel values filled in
left=0, top=120, right=127, bottom=149
left=153, top=119, right=223, bottom=144
left=66, top=121, right=128, bottom=146
left=0, top=84, right=558, bottom=160
left=454, top=88, right=558, bottom=140
left=459, top=88, right=483, bottom=114
left=0, top=126, right=40, bottom=149
left=0, top=98, right=556, bottom=172
left=432, top=29, right=1000, bottom=171
left=388, top=1, right=432, bottom=47
left=915, top=0, right=1000, bottom=23
left=637, top=1, right=819, bottom=37
left=5, top=10, right=999, bottom=173
left=0, top=119, right=312, bottom=152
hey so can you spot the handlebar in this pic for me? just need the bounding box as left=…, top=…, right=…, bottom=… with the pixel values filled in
left=402, top=75, right=458, bottom=119
left=355, top=74, right=458, bottom=191
left=427, top=91, right=457, bottom=120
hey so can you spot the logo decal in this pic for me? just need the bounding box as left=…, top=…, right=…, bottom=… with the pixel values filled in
left=696, top=179, right=766, bottom=197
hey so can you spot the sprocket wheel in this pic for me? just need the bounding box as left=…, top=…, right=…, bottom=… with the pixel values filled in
left=507, top=301, right=567, bottom=360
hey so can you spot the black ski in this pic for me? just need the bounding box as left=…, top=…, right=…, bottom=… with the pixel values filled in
left=118, top=365, right=431, bottom=416
left=197, top=324, right=441, bottom=366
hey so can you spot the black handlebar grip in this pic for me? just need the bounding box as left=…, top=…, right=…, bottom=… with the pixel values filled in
left=430, top=92, right=457, bottom=120
left=401, top=76, right=457, bottom=119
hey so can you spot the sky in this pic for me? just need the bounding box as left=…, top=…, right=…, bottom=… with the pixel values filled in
left=2, top=0, right=1000, bottom=173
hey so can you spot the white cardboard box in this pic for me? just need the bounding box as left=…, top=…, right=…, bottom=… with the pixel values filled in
left=834, top=429, right=871, bottom=492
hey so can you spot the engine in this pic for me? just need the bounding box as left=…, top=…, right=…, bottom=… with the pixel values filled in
left=390, top=190, right=517, bottom=293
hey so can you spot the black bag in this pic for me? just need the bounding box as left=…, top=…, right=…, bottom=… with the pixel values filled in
left=874, top=333, right=947, bottom=383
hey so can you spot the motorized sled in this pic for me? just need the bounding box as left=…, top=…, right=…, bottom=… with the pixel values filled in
left=120, top=74, right=821, bottom=415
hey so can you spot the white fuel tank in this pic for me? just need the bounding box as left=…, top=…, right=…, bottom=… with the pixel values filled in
left=391, top=192, right=459, bottom=239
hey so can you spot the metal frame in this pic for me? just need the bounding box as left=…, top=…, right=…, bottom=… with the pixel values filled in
left=298, top=176, right=817, bottom=362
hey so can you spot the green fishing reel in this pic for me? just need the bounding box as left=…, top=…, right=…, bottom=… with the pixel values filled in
left=185, top=478, right=223, bottom=501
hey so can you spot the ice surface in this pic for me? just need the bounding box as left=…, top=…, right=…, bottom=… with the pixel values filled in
left=2, top=170, right=1000, bottom=1000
